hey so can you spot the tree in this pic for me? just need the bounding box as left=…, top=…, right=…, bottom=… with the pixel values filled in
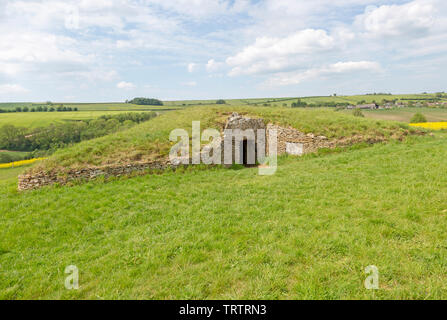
left=291, top=99, right=308, bottom=108
left=15, top=107, right=22, bottom=113
left=216, top=99, right=226, bottom=105
left=23, top=107, right=29, bottom=112
left=410, top=113, right=427, bottom=123
left=128, top=98, right=163, bottom=106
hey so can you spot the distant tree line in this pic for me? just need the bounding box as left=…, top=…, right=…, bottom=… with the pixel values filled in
left=290, top=99, right=350, bottom=108
left=0, top=105, right=78, bottom=113
left=126, top=98, right=163, bottom=106
left=291, top=99, right=308, bottom=108
left=0, top=112, right=157, bottom=153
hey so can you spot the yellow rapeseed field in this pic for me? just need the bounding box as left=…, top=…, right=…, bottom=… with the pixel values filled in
left=410, top=122, right=447, bottom=130
left=0, top=158, right=46, bottom=169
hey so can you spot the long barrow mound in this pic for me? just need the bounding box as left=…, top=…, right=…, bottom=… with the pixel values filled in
left=19, top=106, right=425, bottom=190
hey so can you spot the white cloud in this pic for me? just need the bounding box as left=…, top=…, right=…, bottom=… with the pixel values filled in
left=267, top=61, right=382, bottom=86
left=226, top=29, right=335, bottom=76
left=116, top=81, right=136, bottom=89
left=355, top=1, right=435, bottom=38
left=146, top=0, right=244, bottom=19
left=0, top=84, right=28, bottom=94
left=206, top=59, right=224, bottom=72
left=0, top=32, right=91, bottom=72
left=0, top=0, right=446, bottom=100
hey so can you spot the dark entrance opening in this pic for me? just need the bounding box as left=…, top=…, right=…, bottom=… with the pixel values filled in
left=242, top=139, right=257, bottom=167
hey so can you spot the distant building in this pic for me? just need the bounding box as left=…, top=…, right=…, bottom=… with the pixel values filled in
left=356, top=103, right=378, bottom=110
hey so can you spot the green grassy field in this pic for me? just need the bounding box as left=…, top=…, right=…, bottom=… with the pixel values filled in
left=0, top=103, right=183, bottom=127
left=0, top=111, right=159, bottom=128
left=2, top=93, right=445, bottom=111
left=29, top=106, right=421, bottom=174
left=0, top=151, right=30, bottom=163
left=1, top=133, right=447, bottom=299
left=0, top=165, right=33, bottom=181
left=0, top=98, right=445, bottom=300
left=0, top=102, right=182, bottom=112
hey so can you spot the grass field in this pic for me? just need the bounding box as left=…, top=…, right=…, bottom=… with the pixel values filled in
left=2, top=94, right=446, bottom=128
left=0, top=102, right=182, bottom=112
left=1, top=133, right=447, bottom=299
left=0, top=111, right=159, bottom=128
left=0, top=165, right=32, bottom=181
left=0, top=98, right=445, bottom=300
left=2, top=93, right=446, bottom=111
left=0, top=151, right=30, bottom=163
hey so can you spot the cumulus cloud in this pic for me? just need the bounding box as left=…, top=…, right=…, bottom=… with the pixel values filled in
left=355, top=1, right=435, bottom=38
left=116, top=81, right=136, bottom=89
left=266, top=61, right=382, bottom=86
left=206, top=59, right=224, bottom=72
left=226, top=29, right=335, bottom=76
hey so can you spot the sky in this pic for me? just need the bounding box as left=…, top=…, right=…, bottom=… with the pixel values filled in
left=0, top=0, right=446, bottom=102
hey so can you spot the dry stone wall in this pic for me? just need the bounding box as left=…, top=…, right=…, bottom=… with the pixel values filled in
left=18, top=160, right=172, bottom=191
left=267, top=124, right=336, bottom=156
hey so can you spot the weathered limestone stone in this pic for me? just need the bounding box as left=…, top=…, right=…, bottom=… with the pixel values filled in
left=286, top=142, right=304, bottom=156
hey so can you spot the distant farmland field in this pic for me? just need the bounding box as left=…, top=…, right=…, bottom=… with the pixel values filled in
left=0, top=111, right=155, bottom=127
left=0, top=102, right=182, bottom=112
left=0, top=103, right=184, bottom=127
left=165, top=93, right=446, bottom=107
left=349, top=107, right=447, bottom=123
left=2, top=93, right=445, bottom=111
left=2, top=94, right=447, bottom=128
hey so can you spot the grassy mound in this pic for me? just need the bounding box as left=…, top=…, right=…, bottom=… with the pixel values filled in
left=1, top=134, right=446, bottom=299
left=30, top=106, right=422, bottom=173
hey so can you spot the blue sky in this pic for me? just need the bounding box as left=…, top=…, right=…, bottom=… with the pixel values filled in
left=0, top=0, right=446, bottom=102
